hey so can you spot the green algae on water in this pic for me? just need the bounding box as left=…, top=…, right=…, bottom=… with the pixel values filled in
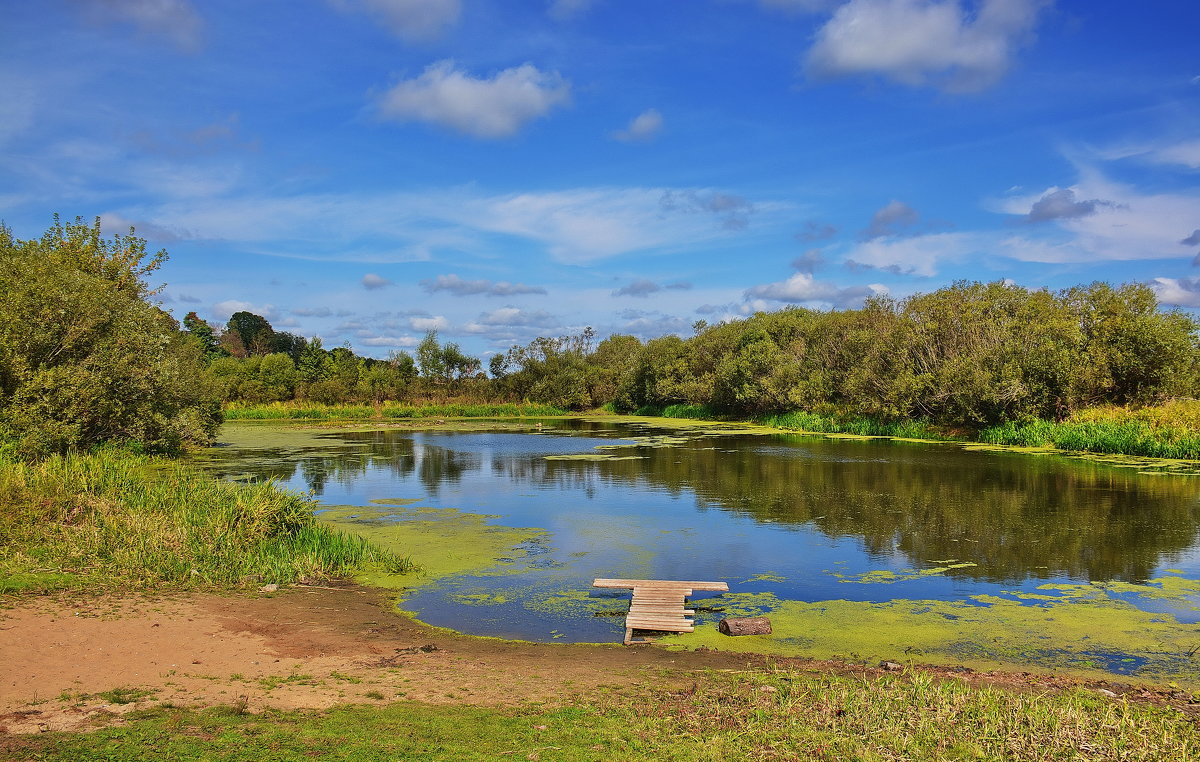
left=663, top=577, right=1200, bottom=686
left=317, top=501, right=547, bottom=596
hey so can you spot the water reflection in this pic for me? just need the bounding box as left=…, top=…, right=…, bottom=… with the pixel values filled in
left=202, top=421, right=1200, bottom=587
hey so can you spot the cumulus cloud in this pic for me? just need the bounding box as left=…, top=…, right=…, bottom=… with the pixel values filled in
left=75, top=0, right=205, bottom=51
left=844, top=231, right=980, bottom=276
left=791, top=249, right=825, bottom=273
left=421, top=273, right=546, bottom=296
left=745, top=272, right=885, bottom=307
left=330, top=0, right=460, bottom=40
left=410, top=316, right=450, bottom=331
left=618, top=309, right=690, bottom=338
left=211, top=300, right=276, bottom=321
left=993, top=171, right=1200, bottom=262
left=795, top=220, right=837, bottom=242
left=612, top=109, right=664, bottom=142
left=361, top=273, right=393, bottom=289
left=805, top=0, right=1048, bottom=92
left=1182, top=230, right=1200, bottom=247
left=378, top=60, right=571, bottom=139
left=861, top=200, right=919, bottom=240
left=612, top=279, right=692, bottom=297
left=177, top=293, right=202, bottom=303
left=1023, top=188, right=1115, bottom=223
left=464, top=307, right=559, bottom=334
left=1151, top=277, right=1200, bottom=308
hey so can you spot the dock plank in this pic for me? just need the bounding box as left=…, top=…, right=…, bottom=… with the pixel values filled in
left=594, top=577, right=727, bottom=645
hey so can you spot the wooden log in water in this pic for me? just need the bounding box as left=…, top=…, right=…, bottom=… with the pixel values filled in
left=718, top=616, right=772, bottom=636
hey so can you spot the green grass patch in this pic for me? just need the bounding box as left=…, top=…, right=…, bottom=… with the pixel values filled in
left=0, top=449, right=414, bottom=594
left=12, top=669, right=1199, bottom=760
left=981, top=402, right=1200, bottom=459
left=223, top=401, right=568, bottom=421
left=756, top=410, right=945, bottom=440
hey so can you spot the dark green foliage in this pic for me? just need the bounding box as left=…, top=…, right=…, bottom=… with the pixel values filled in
left=0, top=216, right=222, bottom=457
left=595, top=281, right=1198, bottom=429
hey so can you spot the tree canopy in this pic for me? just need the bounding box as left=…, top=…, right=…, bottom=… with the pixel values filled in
left=0, top=216, right=221, bottom=457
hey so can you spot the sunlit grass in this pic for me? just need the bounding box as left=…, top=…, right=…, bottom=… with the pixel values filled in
left=0, top=449, right=413, bottom=594
left=981, top=401, right=1200, bottom=459
left=756, top=410, right=944, bottom=439
left=14, top=668, right=1199, bottom=760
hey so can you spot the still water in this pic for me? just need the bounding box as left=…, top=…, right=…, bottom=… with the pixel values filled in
left=200, top=419, right=1200, bottom=678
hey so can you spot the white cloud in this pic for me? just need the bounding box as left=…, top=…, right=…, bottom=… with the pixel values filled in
left=612, top=109, right=664, bottom=142
left=211, top=300, right=277, bottom=321
left=464, top=307, right=559, bottom=334
left=1151, top=278, right=1200, bottom=308
left=410, top=316, right=450, bottom=331
left=331, top=0, right=460, bottom=40
left=612, top=279, right=692, bottom=297
left=421, top=273, right=546, bottom=296
left=378, top=60, right=570, bottom=139
left=745, top=272, right=886, bottom=307
left=105, top=184, right=782, bottom=265
left=996, top=172, right=1200, bottom=262
left=361, top=273, right=393, bottom=289
left=805, top=0, right=1048, bottom=92
left=843, top=231, right=981, bottom=276
left=1148, top=139, right=1200, bottom=170
left=77, top=0, right=205, bottom=51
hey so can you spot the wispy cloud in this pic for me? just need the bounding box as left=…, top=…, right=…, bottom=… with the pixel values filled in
left=377, top=60, right=570, bottom=139
left=421, top=273, right=547, bottom=296
left=612, top=279, right=692, bottom=297
left=612, top=109, right=664, bottom=142
left=330, top=0, right=461, bottom=41
left=74, top=0, right=205, bottom=52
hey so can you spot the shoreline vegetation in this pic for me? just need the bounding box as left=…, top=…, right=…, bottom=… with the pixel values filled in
left=0, top=449, right=413, bottom=596
left=629, top=399, right=1200, bottom=462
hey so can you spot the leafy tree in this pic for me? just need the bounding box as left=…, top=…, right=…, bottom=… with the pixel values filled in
left=0, top=216, right=221, bottom=456
left=183, top=311, right=221, bottom=359
left=416, top=331, right=447, bottom=381
left=226, top=311, right=275, bottom=356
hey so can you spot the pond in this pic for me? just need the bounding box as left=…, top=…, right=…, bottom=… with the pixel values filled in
left=195, top=418, right=1200, bottom=684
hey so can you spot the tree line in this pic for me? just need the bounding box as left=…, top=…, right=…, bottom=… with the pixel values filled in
left=4, top=217, right=1197, bottom=457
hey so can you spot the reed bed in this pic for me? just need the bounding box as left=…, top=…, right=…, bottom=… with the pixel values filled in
left=223, top=401, right=567, bottom=421
left=0, top=449, right=413, bottom=594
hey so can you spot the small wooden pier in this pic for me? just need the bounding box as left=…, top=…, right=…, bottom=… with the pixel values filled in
left=593, top=578, right=729, bottom=645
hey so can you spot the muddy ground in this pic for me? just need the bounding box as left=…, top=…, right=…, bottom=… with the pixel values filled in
left=1, top=584, right=1192, bottom=736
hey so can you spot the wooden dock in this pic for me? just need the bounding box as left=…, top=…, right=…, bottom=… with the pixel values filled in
left=593, top=578, right=729, bottom=645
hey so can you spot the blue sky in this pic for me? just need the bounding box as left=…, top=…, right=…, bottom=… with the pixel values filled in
left=3, top=0, right=1199, bottom=359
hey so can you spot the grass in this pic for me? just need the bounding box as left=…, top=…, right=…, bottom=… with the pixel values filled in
left=0, top=448, right=414, bottom=594
left=10, top=668, right=1199, bottom=761
left=980, top=400, right=1200, bottom=459
left=223, top=401, right=568, bottom=421
left=756, top=410, right=945, bottom=439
